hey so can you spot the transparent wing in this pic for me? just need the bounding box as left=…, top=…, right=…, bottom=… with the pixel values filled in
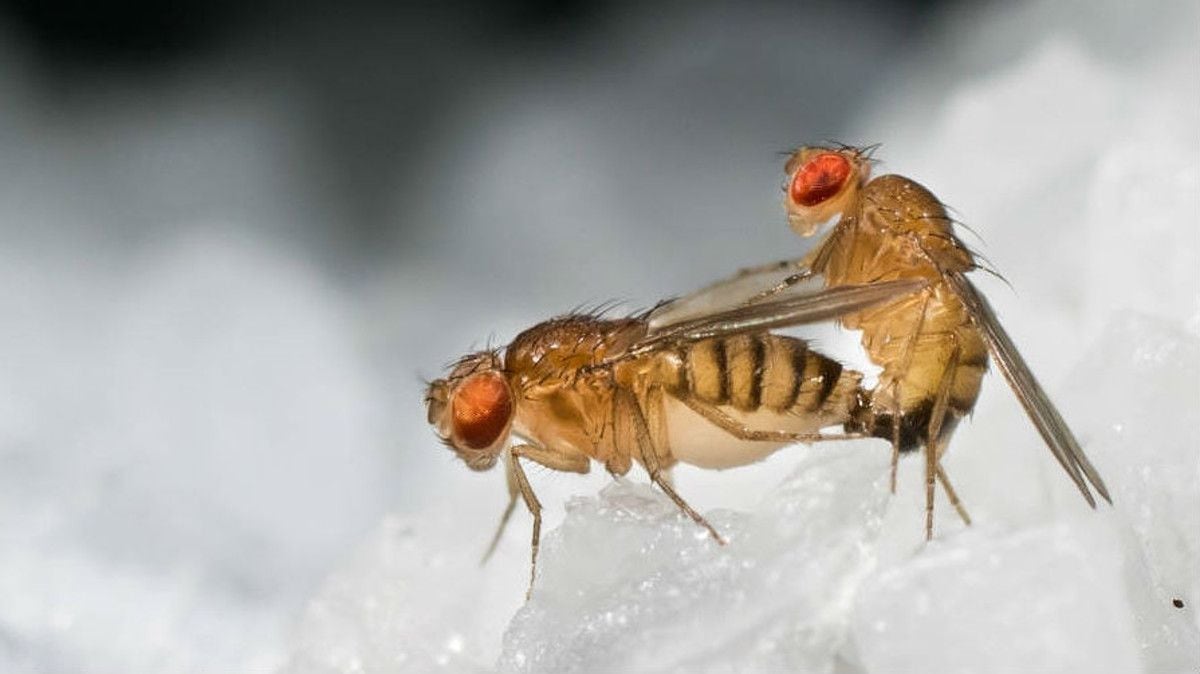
left=947, top=271, right=1111, bottom=506
left=624, top=277, right=926, bottom=358
left=647, top=259, right=813, bottom=331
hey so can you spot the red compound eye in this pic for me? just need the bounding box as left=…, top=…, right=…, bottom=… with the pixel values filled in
left=451, top=372, right=513, bottom=449
left=790, top=152, right=852, bottom=207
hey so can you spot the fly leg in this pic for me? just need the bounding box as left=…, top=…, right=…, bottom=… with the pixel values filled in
left=888, top=291, right=932, bottom=494
left=742, top=220, right=859, bottom=304
left=936, top=465, right=971, bottom=526
left=924, top=440, right=938, bottom=540
left=505, top=443, right=590, bottom=599
left=682, top=258, right=815, bottom=308
left=480, top=452, right=519, bottom=564
left=737, top=232, right=840, bottom=305
left=483, top=444, right=591, bottom=564
left=506, top=447, right=542, bottom=600
left=889, top=385, right=902, bottom=494
left=616, top=388, right=726, bottom=545
left=641, top=385, right=677, bottom=490
left=746, top=270, right=816, bottom=305
left=923, top=342, right=969, bottom=539
left=679, top=394, right=866, bottom=443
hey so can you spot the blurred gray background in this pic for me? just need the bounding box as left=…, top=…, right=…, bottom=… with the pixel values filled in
left=4, top=0, right=1190, bottom=671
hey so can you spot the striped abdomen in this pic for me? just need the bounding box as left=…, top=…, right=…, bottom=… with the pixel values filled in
left=861, top=300, right=990, bottom=452
left=673, top=333, right=862, bottom=420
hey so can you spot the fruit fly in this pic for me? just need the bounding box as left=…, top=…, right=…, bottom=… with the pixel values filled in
left=726, top=143, right=1111, bottom=538
left=425, top=280, right=922, bottom=596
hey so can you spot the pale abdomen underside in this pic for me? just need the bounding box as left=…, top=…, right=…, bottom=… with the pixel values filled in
left=664, top=398, right=840, bottom=469
left=664, top=333, right=862, bottom=469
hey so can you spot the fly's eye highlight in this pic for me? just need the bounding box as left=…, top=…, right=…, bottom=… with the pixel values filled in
left=790, top=152, right=852, bottom=207
left=451, top=372, right=513, bottom=450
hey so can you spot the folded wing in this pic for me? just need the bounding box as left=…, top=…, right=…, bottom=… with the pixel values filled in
left=947, top=271, right=1111, bottom=506
left=629, top=277, right=926, bottom=356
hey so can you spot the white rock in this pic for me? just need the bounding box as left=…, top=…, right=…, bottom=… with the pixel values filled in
left=851, top=522, right=1139, bottom=673
left=499, top=450, right=891, bottom=673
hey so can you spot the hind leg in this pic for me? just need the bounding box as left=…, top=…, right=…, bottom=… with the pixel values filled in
left=890, top=386, right=902, bottom=494
left=678, top=394, right=867, bottom=443
left=936, top=464, right=972, bottom=526
left=887, top=291, right=932, bottom=495
left=616, top=388, right=726, bottom=545
left=923, top=343, right=968, bottom=539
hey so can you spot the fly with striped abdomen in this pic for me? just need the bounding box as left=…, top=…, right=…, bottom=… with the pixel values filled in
left=425, top=279, right=921, bottom=597
left=719, top=143, right=1111, bottom=539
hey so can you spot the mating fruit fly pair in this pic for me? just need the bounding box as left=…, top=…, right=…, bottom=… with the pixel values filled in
left=425, top=144, right=1111, bottom=597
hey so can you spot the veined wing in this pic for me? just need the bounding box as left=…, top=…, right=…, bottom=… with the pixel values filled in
left=647, top=259, right=815, bottom=331
left=625, top=278, right=926, bottom=358
left=947, top=271, right=1111, bottom=507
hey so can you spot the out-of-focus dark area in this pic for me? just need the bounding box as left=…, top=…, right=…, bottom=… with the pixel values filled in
left=1, top=0, right=941, bottom=260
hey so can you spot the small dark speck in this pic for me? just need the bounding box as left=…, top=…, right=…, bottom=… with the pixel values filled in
left=1172, top=598, right=1184, bottom=608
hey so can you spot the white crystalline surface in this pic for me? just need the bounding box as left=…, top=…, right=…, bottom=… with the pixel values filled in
left=289, top=452, right=891, bottom=674
left=285, top=3, right=1199, bottom=674
left=499, top=452, right=889, bottom=673
left=290, top=304, right=1200, bottom=672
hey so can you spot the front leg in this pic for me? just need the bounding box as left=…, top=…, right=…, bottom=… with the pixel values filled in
left=692, top=258, right=813, bottom=308
left=746, top=270, right=816, bottom=305
left=504, top=442, right=590, bottom=599
left=729, top=259, right=816, bottom=306
left=482, top=442, right=592, bottom=563
left=480, top=453, right=520, bottom=564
